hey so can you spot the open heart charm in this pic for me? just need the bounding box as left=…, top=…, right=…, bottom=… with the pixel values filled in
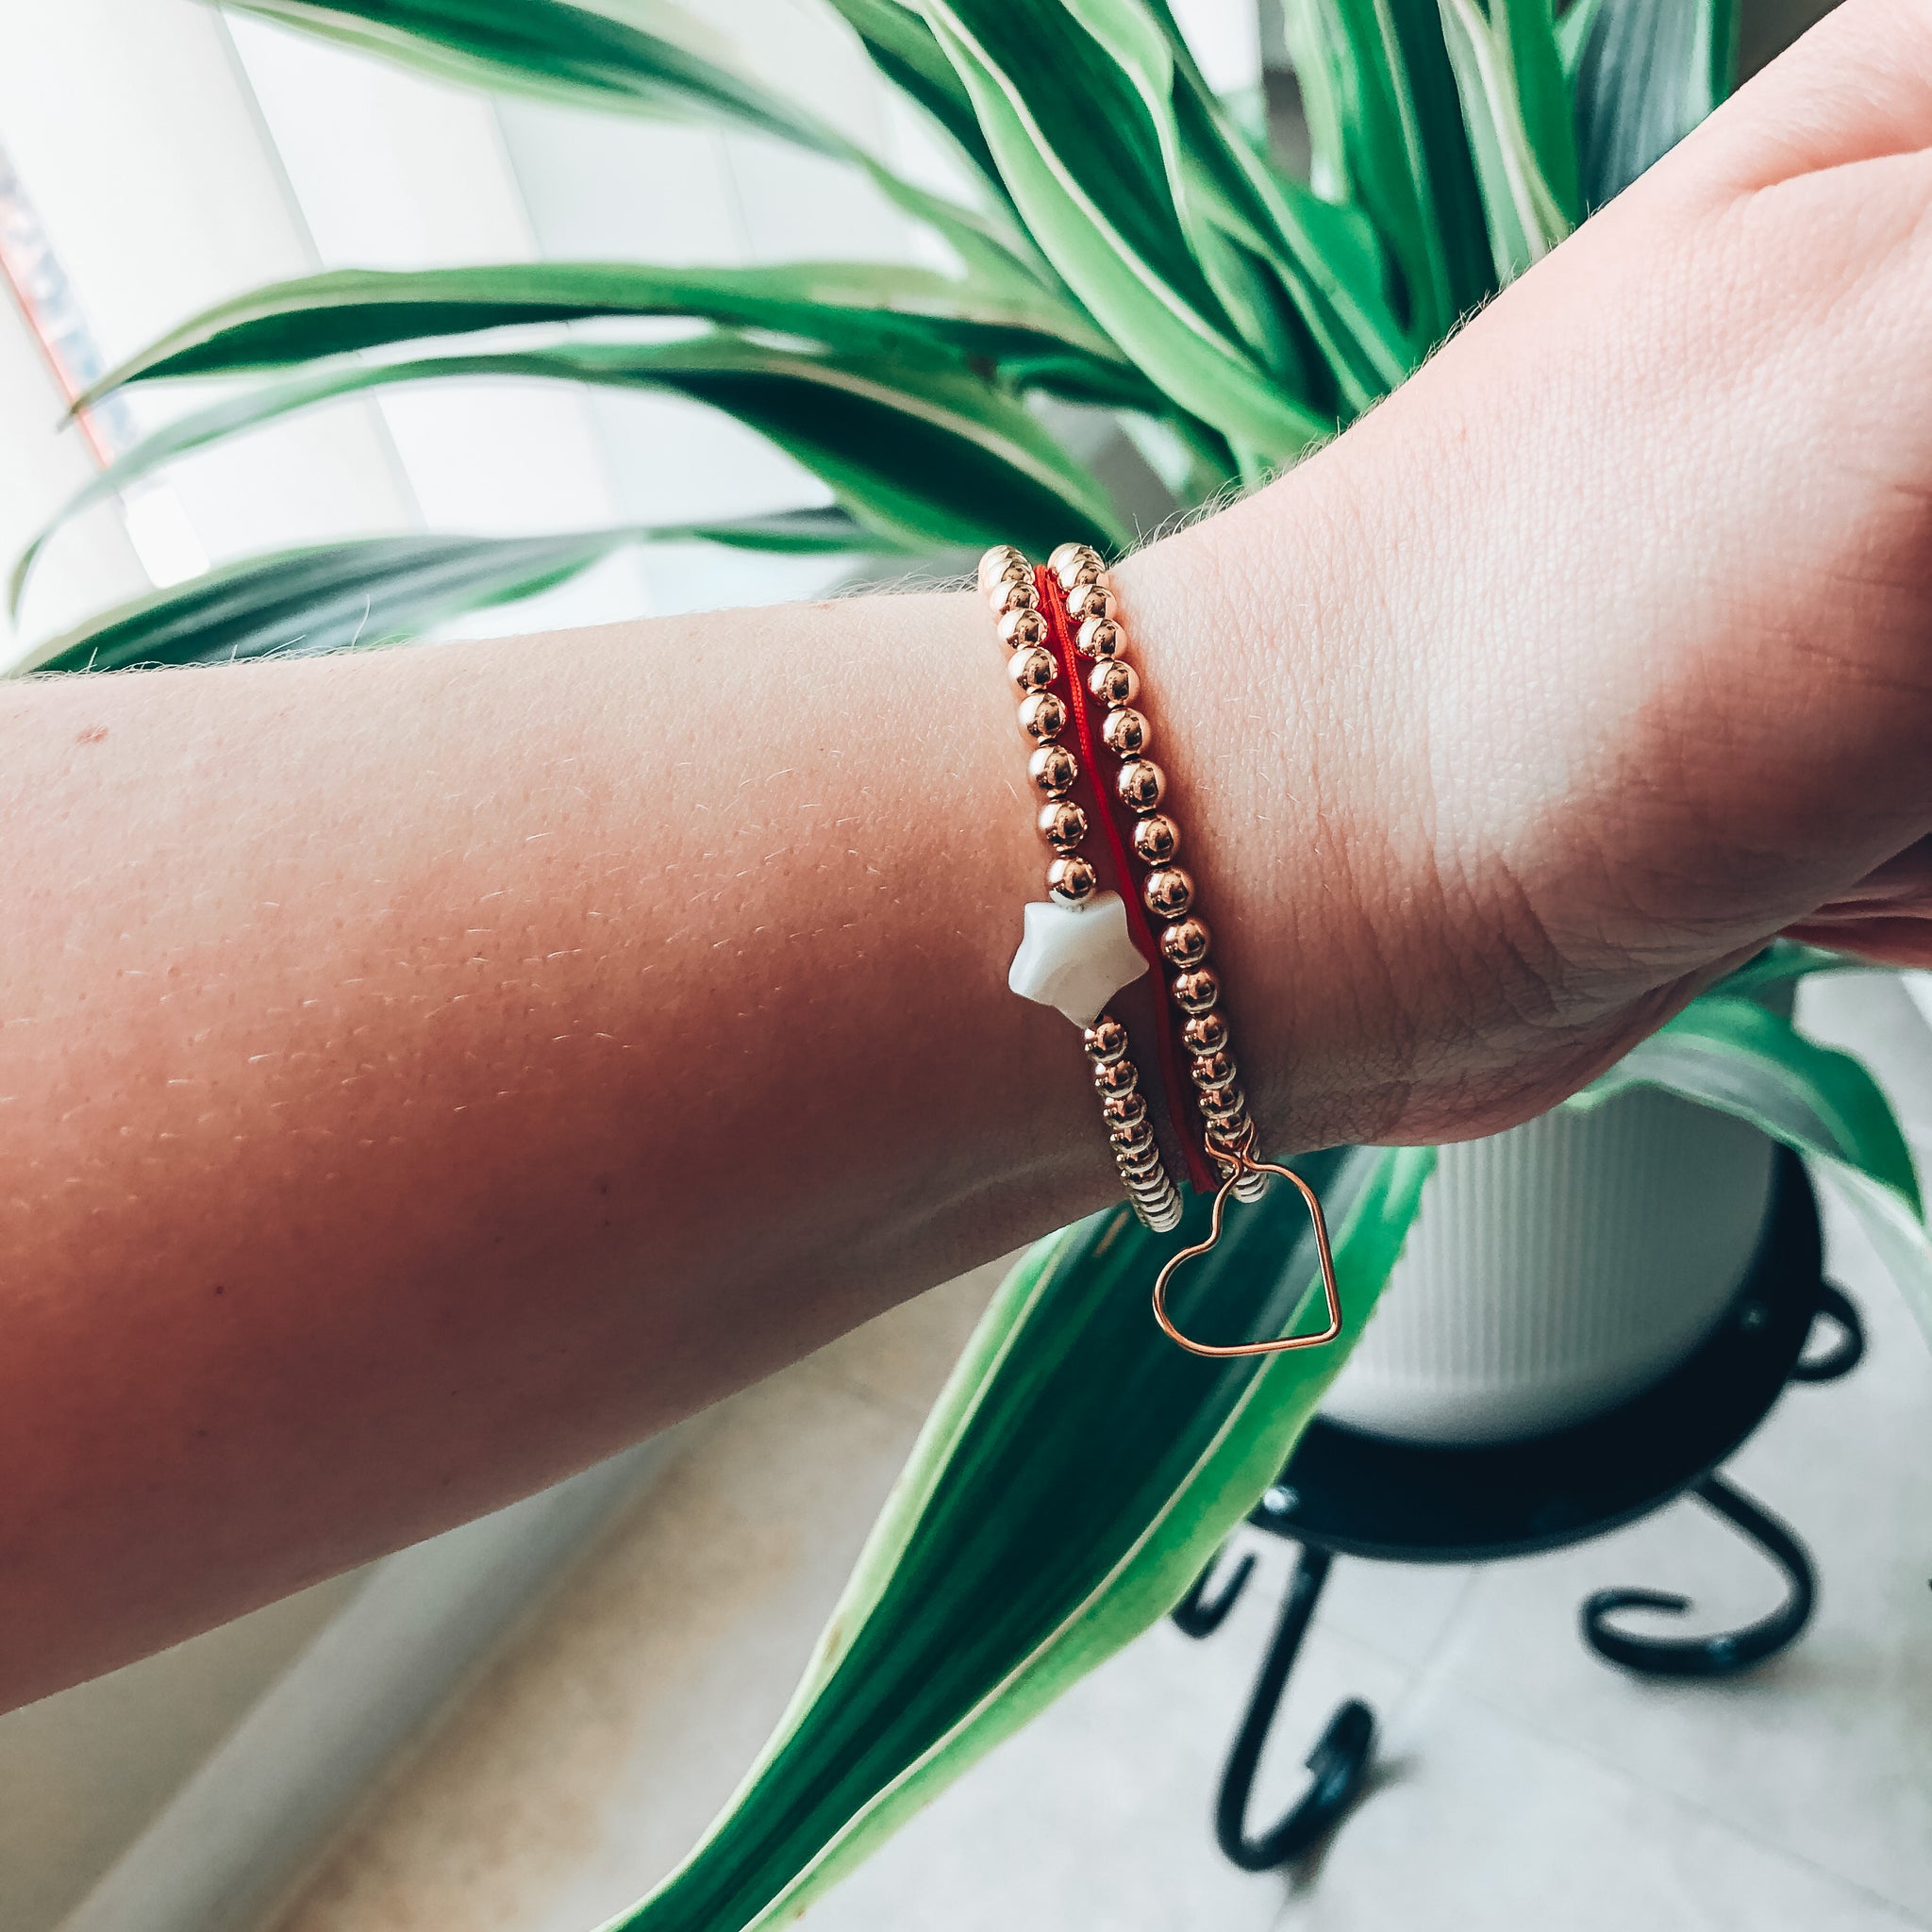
left=1151, top=1151, right=1342, bottom=1359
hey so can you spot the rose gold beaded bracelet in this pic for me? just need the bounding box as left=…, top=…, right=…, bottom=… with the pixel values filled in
left=981, top=541, right=1341, bottom=1359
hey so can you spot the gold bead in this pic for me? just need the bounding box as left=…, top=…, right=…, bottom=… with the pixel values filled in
left=1172, top=966, right=1221, bottom=1014
left=1089, top=658, right=1139, bottom=707
left=1047, top=855, right=1097, bottom=905
left=1116, top=758, right=1166, bottom=812
left=1101, top=1090, right=1148, bottom=1128
left=1039, top=799, right=1087, bottom=853
left=1184, top=1010, right=1229, bottom=1055
left=1019, top=691, right=1067, bottom=742
left=1143, top=866, right=1194, bottom=920
left=1196, top=1083, right=1246, bottom=1124
left=1086, top=1016, right=1130, bottom=1063
left=1133, top=813, right=1180, bottom=866
left=1050, top=542, right=1104, bottom=590
left=1160, top=916, right=1210, bottom=966
left=997, top=607, right=1047, bottom=651
left=1076, top=616, right=1122, bottom=659
left=1029, top=743, right=1078, bottom=797
left=1117, top=1143, right=1164, bottom=1179
left=1008, top=645, right=1058, bottom=692
left=1109, top=1116, right=1155, bottom=1151
left=977, top=544, right=1027, bottom=595
left=1102, top=706, right=1150, bottom=758
left=1066, top=581, right=1117, bottom=625
left=990, top=575, right=1040, bottom=618
left=1092, top=1056, right=1138, bottom=1097
left=1189, top=1047, right=1236, bottom=1089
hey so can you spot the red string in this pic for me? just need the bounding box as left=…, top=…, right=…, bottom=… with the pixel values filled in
left=1036, top=568, right=1216, bottom=1195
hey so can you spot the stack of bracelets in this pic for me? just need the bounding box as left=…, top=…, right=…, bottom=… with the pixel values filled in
left=980, top=541, right=1341, bottom=1359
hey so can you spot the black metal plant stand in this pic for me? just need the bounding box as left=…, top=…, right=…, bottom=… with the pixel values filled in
left=1172, top=1149, right=1864, bottom=1872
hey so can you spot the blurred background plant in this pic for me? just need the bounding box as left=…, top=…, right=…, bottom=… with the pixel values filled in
left=1, top=5, right=1923, bottom=1930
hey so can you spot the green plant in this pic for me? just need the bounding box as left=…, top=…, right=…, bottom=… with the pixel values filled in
left=14, top=5, right=1928, bottom=1926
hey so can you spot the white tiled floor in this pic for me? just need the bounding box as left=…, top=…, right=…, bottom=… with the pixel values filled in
left=258, top=976, right=1932, bottom=1932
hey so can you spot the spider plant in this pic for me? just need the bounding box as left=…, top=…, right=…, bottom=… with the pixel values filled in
left=13, top=4, right=1928, bottom=1926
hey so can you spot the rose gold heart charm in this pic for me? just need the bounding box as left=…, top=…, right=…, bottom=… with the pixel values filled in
left=1151, top=1151, right=1342, bottom=1359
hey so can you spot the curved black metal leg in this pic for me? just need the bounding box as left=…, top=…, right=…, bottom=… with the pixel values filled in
left=1790, top=1280, right=1864, bottom=1383
left=1172, top=1544, right=1257, bottom=1639
left=1214, top=1544, right=1375, bottom=1870
left=1582, top=1473, right=1816, bottom=1677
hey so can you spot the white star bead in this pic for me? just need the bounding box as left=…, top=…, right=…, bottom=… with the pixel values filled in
left=1008, top=891, right=1150, bottom=1027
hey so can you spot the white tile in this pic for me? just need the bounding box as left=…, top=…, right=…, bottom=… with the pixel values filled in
left=1275, top=1680, right=1924, bottom=1932
left=1410, top=1187, right=1932, bottom=1923
left=804, top=1542, right=1411, bottom=1932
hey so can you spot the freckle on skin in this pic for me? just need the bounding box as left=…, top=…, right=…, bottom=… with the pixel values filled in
left=75, top=725, right=107, bottom=745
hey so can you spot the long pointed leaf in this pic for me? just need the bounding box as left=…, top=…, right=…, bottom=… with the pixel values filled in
left=1281, top=0, right=1494, bottom=346
left=603, top=1142, right=1433, bottom=1932
left=1567, top=994, right=1931, bottom=1343
left=1439, top=0, right=1575, bottom=280
left=921, top=4, right=1330, bottom=459
left=73, top=260, right=1130, bottom=400
left=16, top=512, right=874, bottom=675
left=25, top=336, right=1125, bottom=603
left=1571, top=0, right=1737, bottom=209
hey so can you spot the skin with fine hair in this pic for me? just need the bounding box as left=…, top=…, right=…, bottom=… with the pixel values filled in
left=4, top=0, right=1932, bottom=1712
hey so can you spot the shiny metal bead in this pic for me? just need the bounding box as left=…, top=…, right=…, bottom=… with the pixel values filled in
left=1085, top=1015, right=1130, bottom=1063
left=990, top=575, right=1040, bottom=618
left=1066, top=581, right=1117, bottom=625
left=1050, top=542, right=1104, bottom=590
left=1092, top=1056, right=1138, bottom=1097
left=1172, top=966, right=1222, bottom=1014
left=1116, top=758, right=1166, bottom=812
left=1160, top=916, right=1210, bottom=967
left=1089, top=658, right=1139, bottom=707
left=1115, top=1137, right=1163, bottom=1172
left=1196, top=1082, right=1246, bottom=1124
left=1029, top=742, right=1078, bottom=797
left=977, top=543, right=1028, bottom=596
left=1135, top=1190, right=1184, bottom=1235
left=1183, top=1009, right=1228, bottom=1055
left=996, top=607, right=1047, bottom=651
left=1101, top=1090, right=1148, bottom=1128
left=1076, top=616, right=1123, bottom=659
left=1046, top=855, right=1097, bottom=905
left=1143, top=866, right=1194, bottom=920
left=1189, top=1048, right=1236, bottom=1089
left=1109, top=1119, right=1156, bottom=1154
left=1019, top=691, right=1067, bottom=742
left=1102, top=706, right=1150, bottom=758
left=1008, top=645, right=1058, bottom=692
left=1230, top=1167, right=1270, bottom=1204
left=1039, top=800, right=1088, bottom=854
left=1133, top=813, right=1180, bottom=866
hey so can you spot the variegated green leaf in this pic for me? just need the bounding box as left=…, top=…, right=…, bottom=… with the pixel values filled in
left=1439, top=0, right=1576, bottom=281
left=921, top=1, right=1332, bottom=459
left=1280, top=0, right=1495, bottom=348
left=25, top=335, right=1125, bottom=611
left=15, top=512, right=873, bottom=675
left=72, top=259, right=1129, bottom=399
left=605, top=1143, right=1435, bottom=1932
left=1568, top=993, right=1931, bottom=1341
left=1571, top=0, right=1738, bottom=209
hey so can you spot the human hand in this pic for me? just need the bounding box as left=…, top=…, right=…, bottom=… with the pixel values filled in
left=1122, top=0, right=1932, bottom=1150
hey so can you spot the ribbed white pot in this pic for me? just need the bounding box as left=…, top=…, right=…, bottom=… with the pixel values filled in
left=1321, top=1089, right=1775, bottom=1445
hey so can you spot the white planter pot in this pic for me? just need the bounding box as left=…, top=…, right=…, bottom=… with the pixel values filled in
left=1322, top=1090, right=1776, bottom=1445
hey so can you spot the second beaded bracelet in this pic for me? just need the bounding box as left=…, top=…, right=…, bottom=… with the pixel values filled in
left=983, top=541, right=1343, bottom=1359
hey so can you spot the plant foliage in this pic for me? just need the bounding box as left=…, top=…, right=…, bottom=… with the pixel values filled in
left=14, top=3, right=1921, bottom=1925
